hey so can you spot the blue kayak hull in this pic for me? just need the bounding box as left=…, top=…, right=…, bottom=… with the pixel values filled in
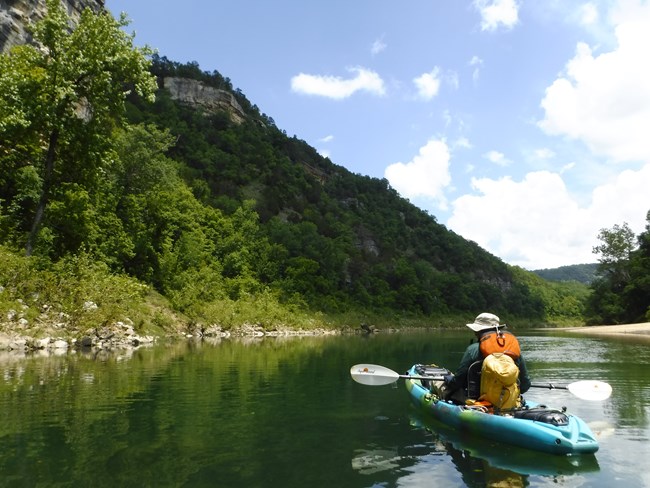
left=405, top=365, right=599, bottom=455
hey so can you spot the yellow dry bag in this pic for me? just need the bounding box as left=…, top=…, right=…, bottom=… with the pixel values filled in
left=479, top=353, right=520, bottom=410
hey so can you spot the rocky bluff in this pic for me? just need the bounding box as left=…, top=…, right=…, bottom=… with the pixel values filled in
left=163, top=77, right=247, bottom=124
left=0, top=0, right=104, bottom=53
left=1, top=2, right=246, bottom=124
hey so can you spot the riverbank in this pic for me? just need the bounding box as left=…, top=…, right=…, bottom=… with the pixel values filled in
left=561, top=322, right=650, bottom=339
left=0, top=321, right=347, bottom=356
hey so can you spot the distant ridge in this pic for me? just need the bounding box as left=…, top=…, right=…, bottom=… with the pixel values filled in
left=533, top=263, right=598, bottom=284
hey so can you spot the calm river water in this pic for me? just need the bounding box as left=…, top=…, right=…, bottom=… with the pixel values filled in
left=1, top=329, right=649, bottom=487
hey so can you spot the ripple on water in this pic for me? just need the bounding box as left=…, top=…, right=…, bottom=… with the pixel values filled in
left=522, top=335, right=612, bottom=364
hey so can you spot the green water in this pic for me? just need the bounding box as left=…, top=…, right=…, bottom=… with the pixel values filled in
left=1, top=330, right=649, bottom=487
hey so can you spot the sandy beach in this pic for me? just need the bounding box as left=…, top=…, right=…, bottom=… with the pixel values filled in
left=562, top=322, right=650, bottom=340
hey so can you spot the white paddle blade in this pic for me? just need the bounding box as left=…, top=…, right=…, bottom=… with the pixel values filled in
left=350, top=364, right=399, bottom=386
left=567, top=380, right=612, bottom=401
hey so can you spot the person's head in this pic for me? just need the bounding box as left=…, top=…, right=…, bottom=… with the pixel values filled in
left=466, top=312, right=504, bottom=336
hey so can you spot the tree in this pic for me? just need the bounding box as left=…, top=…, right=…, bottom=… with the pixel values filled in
left=587, top=218, right=649, bottom=324
left=592, top=222, right=636, bottom=276
left=624, top=211, right=650, bottom=322
left=0, top=0, right=157, bottom=256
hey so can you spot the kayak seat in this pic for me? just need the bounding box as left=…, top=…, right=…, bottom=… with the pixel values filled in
left=467, top=360, right=482, bottom=399
left=414, top=364, right=450, bottom=377
left=414, top=364, right=449, bottom=393
left=513, top=407, right=569, bottom=426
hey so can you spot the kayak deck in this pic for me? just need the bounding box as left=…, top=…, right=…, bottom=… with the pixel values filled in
left=405, top=364, right=599, bottom=455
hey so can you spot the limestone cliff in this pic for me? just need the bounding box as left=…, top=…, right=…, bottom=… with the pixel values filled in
left=0, top=0, right=104, bottom=53
left=163, top=77, right=247, bottom=124
left=1, top=2, right=247, bottom=124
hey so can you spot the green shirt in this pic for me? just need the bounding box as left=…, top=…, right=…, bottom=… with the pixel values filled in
left=449, top=341, right=531, bottom=394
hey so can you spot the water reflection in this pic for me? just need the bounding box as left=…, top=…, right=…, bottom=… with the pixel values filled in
left=0, top=331, right=648, bottom=487
left=350, top=410, right=600, bottom=487
left=409, top=412, right=599, bottom=475
left=351, top=447, right=401, bottom=475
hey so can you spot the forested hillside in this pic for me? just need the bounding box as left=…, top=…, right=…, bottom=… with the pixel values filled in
left=533, top=264, right=598, bottom=285
left=122, top=56, right=555, bottom=320
left=0, top=2, right=593, bottom=334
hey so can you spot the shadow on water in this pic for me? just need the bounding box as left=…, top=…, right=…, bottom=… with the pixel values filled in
left=413, top=409, right=599, bottom=474
left=350, top=408, right=599, bottom=487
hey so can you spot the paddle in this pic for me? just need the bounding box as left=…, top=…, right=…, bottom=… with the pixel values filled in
left=350, top=364, right=444, bottom=386
left=530, top=381, right=612, bottom=401
left=350, top=363, right=612, bottom=401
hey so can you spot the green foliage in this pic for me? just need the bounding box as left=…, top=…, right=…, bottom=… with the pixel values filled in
left=189, top=288, right=325, bottom=331
left=511, top=266, right=590, bottom=325
left=593, top=222, right=636, bottom=267
left=0, top=245, right=148, bottom=331
left=533, top=263, right=598, bottom=284
left=587, top=212, right=650, bottom=324
left=0, top=0, right=157, bottom=256
left=0, top=4, right=596, bottom=332
left=49, top=253, right=149, bottom=328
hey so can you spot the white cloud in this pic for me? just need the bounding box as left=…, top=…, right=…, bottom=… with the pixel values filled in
left=371, top=37, right=387, bottom=56
left=291, top=67, right=386, bottom=99
left=454, top=137, right=472, bottom=150
left=446, top=1, right=650, bottom=270
left=534, top=148, right=556, bottom=160
left=448, top=172, right=591, bottom=269
left=413, top=68, right=442, bottom=101
left=317, top=135, right=334, bottom=158
left=580, top=2, right=599, bottom=25
left=589, top=163, right=650, bottom=233
left=470, top=55, right=484, bottom=83
left=539, top=1, right=650, bottom=162
left=560, top=161, right=575, bottom=174
left=447, top=164, right=650, bottom=269
left=474, top=0, right=520, bottom=32
left=384, top=139, right=451, bottom=209
left=484, top=150, right=512, bottom=166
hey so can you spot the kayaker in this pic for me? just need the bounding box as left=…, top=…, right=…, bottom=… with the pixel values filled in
left=443, top=312, right=531, bottom=404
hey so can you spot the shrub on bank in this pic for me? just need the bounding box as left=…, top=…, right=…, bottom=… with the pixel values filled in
left=0, top=246, right=150, bottom=334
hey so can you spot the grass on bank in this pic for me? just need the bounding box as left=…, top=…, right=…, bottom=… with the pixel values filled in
left=0, top=245, right=367, bottom=337
left=0, top=245, right=584, bottom=341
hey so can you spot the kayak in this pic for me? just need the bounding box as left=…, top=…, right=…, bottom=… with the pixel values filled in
left=408, top=414, right=600, bottom=476
left=405, top=364, right=600, bottom=455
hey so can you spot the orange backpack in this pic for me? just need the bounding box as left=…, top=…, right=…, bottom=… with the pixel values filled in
left=477, top=330, right=522, bottom=409
left=479, top=330, right=521, bottom=359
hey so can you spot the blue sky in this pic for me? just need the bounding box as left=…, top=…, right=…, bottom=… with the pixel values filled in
left=106, top=0, right=650, bottom=270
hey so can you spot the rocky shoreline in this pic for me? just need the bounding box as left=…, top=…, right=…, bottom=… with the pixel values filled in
left=0, top=317, right=360, bottom=359
left=0, top=289, right=367, bottom=359
left=5, top=305, right=649, bottom=359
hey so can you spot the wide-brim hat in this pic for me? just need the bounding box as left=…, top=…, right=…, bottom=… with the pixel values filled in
left=466, top=312, right=505, bottom=332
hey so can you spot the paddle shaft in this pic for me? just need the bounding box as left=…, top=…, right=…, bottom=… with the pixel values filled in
left=350, top=364, right=448, bottom=386
left=350, top=364, right=611, bottom=400
left=398, top=374, right=445, bottom=381
left=530, top=383, right=570, bottom=390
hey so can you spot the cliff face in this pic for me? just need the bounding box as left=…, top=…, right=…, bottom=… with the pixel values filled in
left=163, top=77, right=247, bottom=124
left=0, top=0, right=104, bottom=53
left=1, top=2, right=247, bottom=125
